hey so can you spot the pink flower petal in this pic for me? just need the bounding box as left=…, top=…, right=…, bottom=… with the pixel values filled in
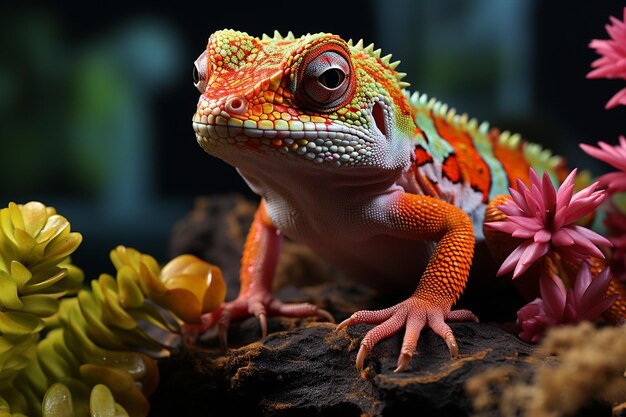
left=507, top=215, right=543, bottom=231
left=511, top=228, right=538, bottom=239
left=517, top=298, right=542, bottom=319
left=484, top=220, right=519, bottom=235
left=528, top=168, right=541, bottom=188
left=541, top=171, right=557, bottom=210
left=511, top=180, right=531, bottom=210
left=499, top=200, right=525, bottom=217
left=572, top=261, right=593, bottom=301
left=598, top=171, right=626, bottom=194
left=606, top=86, right=626, bottom=109
left=553, top=170, right=577, bottom=228
left=566, top=263, right=617, bottom=323
left=523, top=187, right=544, bottom=219
left=580, top=142, right=626, bottom=171
left=539, top=274, right=566, bottom=321
left=563, top=190, right=607, bottom=225
left=559, top=227, right=606, bottom=259
left=513, top=242, right=549, bottom=278
left=517, top=298, right=549, bottom=343
left=576, top=295, right=618, bottom=322
left=552, top=229, right=575, bottom=247
left=600, top=139, right=626, bottom=162
left=578, top=266, right=613, bottom=313
left=497, top=243, right=527, bottom=277
left=571, top=224, right=613, bottom=248
left=533, top=229, right=551, bottom=243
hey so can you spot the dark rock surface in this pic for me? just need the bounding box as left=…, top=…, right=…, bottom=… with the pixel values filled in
left=150, top=318, right=535, bottom=417
left=154, top=194, right=537, bottom=417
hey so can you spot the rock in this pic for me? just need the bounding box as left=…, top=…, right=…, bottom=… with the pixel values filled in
left=150, top=316, right=535, bottom=417
left=157, top=194, right=536, bottom=416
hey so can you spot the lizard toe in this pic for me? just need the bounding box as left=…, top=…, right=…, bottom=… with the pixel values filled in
left=269, top=299, right=336, bottom=323
left=446, top=309, right=479, bottom=322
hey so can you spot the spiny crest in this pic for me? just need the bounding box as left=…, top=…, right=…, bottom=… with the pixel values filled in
left=261, top=30, right=297, bottom=41
left=406, top=90, right=562, bottom=170
left=407, top=91, right=480, bottom=133
left=523, top=142, right=562, bottom=169
left=348, top=38, right=409, bottom=89
left=498, top=131, right=561, bottom=168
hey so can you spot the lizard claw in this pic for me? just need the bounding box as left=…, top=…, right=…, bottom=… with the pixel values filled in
left=394, top=349, right=413, bottom=373
left=444, top=333, right=459, bottom=358
left=257, top=313, right=268, bottom=338
left=355, top=344, right=370, bottom=371
left=338, top=298, right=477, bottom=372
left=317, top=308, right=336, bottom=324
left=197, top=294, right=335, bottom=348
left=218, top=306, right=232, bottom=349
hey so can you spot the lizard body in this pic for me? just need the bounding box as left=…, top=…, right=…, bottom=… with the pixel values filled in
left=191, top=29, right=571, bottom=372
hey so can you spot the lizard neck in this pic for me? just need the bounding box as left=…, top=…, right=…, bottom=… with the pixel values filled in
left=237, top=158, right=406, bottom=210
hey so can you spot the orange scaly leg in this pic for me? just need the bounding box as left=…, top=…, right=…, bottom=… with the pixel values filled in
left=337, top=193, right=478, bottom=372
left=200, top=199, right=333, bottom=346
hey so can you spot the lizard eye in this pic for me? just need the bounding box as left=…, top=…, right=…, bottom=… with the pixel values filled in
left=318, top=68, right=345, bottom=89
left=297, top=47, right=354, bottom=112
left=194, top=50, right=208, bottom=92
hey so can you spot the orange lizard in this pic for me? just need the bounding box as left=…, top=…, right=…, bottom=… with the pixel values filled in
left=190, top=29, right=625, bottom=372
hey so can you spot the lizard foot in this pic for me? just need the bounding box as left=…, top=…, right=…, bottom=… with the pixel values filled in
left=191, top=291, right=334, bottom=348
left=336, top=298, right=478, bottom=373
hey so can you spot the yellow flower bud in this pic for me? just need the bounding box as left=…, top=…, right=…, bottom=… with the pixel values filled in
left=158, top=255, right=226, bottom=324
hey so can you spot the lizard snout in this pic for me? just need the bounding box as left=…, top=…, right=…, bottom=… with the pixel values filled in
left=224, top=94, right=248, bottom=115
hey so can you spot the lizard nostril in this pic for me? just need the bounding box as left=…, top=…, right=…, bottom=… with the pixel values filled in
left=225, top=95, right=248, bottom=115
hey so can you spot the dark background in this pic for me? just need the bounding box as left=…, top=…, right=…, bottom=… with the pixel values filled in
left=1, top=1, right=624, bottom=279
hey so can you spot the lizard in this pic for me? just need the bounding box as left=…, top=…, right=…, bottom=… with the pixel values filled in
left=190, top=29, right=621, bottom=372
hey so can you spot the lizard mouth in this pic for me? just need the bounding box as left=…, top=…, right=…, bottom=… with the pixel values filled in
left=192, top=113, right=376, bottom=166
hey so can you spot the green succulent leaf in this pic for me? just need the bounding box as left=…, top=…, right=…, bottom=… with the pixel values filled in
left=37, top=337, right=72, bottom=381
left=57, top=378, right=90, bottom=417
left=19, top=295, right=60, bottom=318
left=10, top=261, right=32, bottom=292
left=19, top=357, right=49, bottom=398
left=0, top=311, right=44, bottom=336
left=42, top=383, right=74, bottom=417
left=117, top=267, right=144, bottom=309
left=89, top=384, right=117, bottom=417
left=21, top=202, right=48, bottom=238
left=22, top=268, right=67, bottom=295
left=0, top=271, right=22, bottom=310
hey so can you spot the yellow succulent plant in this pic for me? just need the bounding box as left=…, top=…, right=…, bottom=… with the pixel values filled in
left=0, top=202, right=82, bottom=275
left=0, top=202, right=84, bottom=394
left=0, top=201, right=227, bottom=417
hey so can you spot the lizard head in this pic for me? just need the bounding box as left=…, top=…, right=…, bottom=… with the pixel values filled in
left=192, top=29, right=415, bottom=170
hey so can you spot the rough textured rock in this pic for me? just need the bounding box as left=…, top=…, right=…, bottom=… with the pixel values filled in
left=155, top=194, right=544, bottom=416
left=150, top=318, right=535, bottom=417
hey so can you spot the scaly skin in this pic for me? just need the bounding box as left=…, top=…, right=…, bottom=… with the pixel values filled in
left=190, top=29, right=619, bottom=372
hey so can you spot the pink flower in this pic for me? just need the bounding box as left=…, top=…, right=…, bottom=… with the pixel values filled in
left=587, top=7, right=626, bottom=109
left=580, top=136, right=626, bottom=194
left=603, top=203, right=626, bottom=282
left=517, top=276, right=564, bottom=343
left=517, top=262, right=617, bottom=343
left=485, top=168, right=611, bottom=278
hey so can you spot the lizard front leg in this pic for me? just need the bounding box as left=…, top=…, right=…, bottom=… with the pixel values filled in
left=200, top=199, right=333, bottom=346
left=337, top=192, right=478, bottom=372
